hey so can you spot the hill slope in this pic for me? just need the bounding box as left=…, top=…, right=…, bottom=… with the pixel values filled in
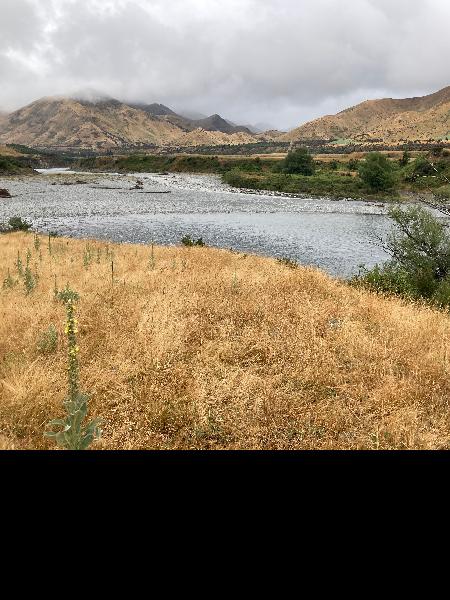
left=136, top=104, right=253, bottom=134
left=169, top=128, right=258, bottom=147
left=0, top=97, right=185, bottom=150
left=1, top=232, right=450, bottom=450
left=0, top=97, right=259, bottom=149
left=283, top=86, right=450, bottom=144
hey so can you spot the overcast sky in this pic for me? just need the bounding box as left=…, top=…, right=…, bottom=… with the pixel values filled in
left=1, top=0, right=449, bottom=130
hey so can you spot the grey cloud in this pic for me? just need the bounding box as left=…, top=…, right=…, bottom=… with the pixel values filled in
left=0, top=0, right=449, bottom=130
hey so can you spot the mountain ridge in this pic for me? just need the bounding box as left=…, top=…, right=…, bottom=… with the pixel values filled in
left=0, top=95, right=260, bottom=149
left=282, top=85, right=450, bottom=144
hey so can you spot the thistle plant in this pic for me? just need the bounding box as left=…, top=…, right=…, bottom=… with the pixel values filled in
left=2, top=269, right=16, bottom=290
left=23, top=249, right=37, bottom=295
left=16, top=251, right=23, bottom=277
left=45, top=287, right=102, bottom=450
left=24, top=264, right=36, bottom=295
left=231, top=269, right=239, bottom=294
left=83, top=245, right=92, bottom=269
left=34, top=234, right=41, bottom=252
left=149, top=241, right=155, bottom=271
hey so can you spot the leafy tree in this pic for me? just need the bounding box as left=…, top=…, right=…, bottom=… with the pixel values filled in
left=358, top=152, right=397, bottom=192
left=354, top=205, right=450, bottom=305
left=281, top=148, right=315, bottom=176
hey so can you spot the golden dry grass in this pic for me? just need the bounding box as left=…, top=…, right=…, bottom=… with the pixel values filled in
left=0, top=145, right=22, bottom=157
left=1, top=232, right=450, bottom=450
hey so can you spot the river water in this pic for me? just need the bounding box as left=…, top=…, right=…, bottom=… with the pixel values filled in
left=0, top=169, right=397, bottom=278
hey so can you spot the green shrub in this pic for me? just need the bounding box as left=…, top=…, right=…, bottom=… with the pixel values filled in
left=181, top=235, right=205, bottom=247
left=358, top=153, right=397, bottom=192
left=281, top=148, right=315, bottom=176
left=407, top=157, right=435, bottom=179
left=0, top=216, right=32, bottom=234
left=353, top=205, right=450, bottom=306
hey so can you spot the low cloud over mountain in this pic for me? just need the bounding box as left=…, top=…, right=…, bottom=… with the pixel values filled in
left=1, top=0, right=450, bottom=130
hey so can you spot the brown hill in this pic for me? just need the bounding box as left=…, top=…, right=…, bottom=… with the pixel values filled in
left=167, top=128, right=258, bottom=148
left=0, top=97, right=260, bottom=149
left=283, top=86, right=450, bottom=144
left=0, top=97, right=183, bottom=150
left=136, top=104, right=253, bottom=135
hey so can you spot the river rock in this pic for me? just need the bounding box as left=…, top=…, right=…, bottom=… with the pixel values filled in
left=0, top=188, right=12, bottom=198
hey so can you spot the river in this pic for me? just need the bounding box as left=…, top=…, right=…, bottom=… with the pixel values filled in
left=0, top=169, right=397, bottom=278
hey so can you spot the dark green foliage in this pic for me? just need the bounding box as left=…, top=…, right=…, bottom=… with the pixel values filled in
left=10, top=216, right=32, bottom=231
left=222, top=168, right=248, bottom=187
left=358, top=153, right=397, bottom=192
left=353, top=205, right=450, bottom=306
left=181, top=235, right=205, bottom=247
left=223, top=169, right=369, bottom=198
left=405, top=156, right=435, bottom=179
left=277, top=257, right=299, bottom=269
left=1, top=216, right=33, bottom=233
left=280, top=148, right=316, bottom=176
left=0, top=156, right=35, bottom=175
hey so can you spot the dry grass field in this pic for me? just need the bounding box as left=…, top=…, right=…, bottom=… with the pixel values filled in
left=1, top=232, right=450, bottom=450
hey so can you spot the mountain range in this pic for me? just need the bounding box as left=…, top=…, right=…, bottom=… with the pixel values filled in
left=0, top=86, right=449, bottom=150
left=282, top=86, right=450, bottom=144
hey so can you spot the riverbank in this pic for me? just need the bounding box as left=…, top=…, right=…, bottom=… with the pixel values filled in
left=74, top=151, right=450, bottom=202
left=3, top=147, right=450, bottom=203
left=0, top=171, right=393, bottom=278
left=1, top=232, right=450, bottom=450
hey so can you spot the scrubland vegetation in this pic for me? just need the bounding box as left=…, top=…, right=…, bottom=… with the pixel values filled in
left=353, top=205, right=450, bottom=308
left=223, top=148, right=450, bottom=200
left=74, top=147, right=450, bottom=201
left=0, top=155, right=36, bottom=176
left=2, top=231, right=450, bottom=450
